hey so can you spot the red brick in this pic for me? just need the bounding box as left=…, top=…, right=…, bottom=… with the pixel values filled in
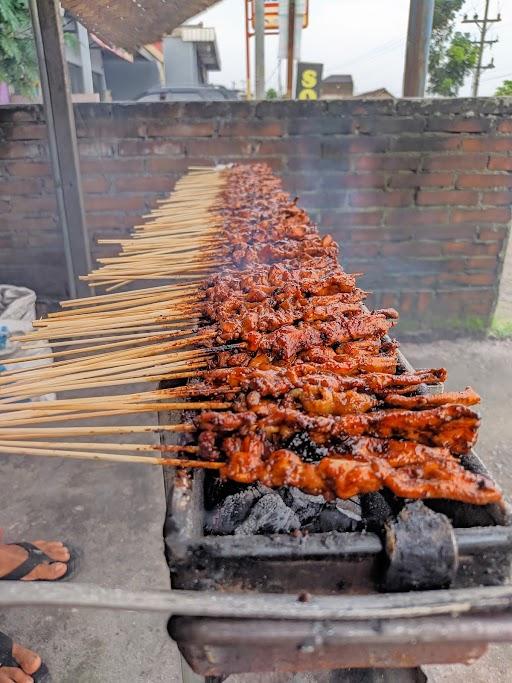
left=423, top=155, right=489, bottom=171
left=393, top=135, right=461, bottom=152
left=384, top=208, right=450, bottom=226
left=349, top=190, right=413, bottom=208
left=147, top=121, right=216, bottom=137
left=114, top=176, right=174, bottom=192
left=439, top=272, right=496, bottom=286
left=352, top=154, right=422, bottom=172
left=80, top=158, right=145, bottom=174
left=416, top=190, right=478, bottom=206
left=85, top=194, right=148, bottom=212
left=465, top=256, right=499, bottom=270
left=118, top=140, right=183, bottom=157
left=8, top=124, right=47, bottom=141
left=320, top=210, right=383, bottom=227
left=481, top=191, right=512, bottom=206
left=428, top=118, right=490, bottom=133
left=186, top=138, right=257, bottom=157
left=488, top=156, right=512, bottom=171
left=78, top=141, right=116, bottom=157
left=417, top=291, right=434, bottom=314
left=390, top=172, right=454, bottom=189
left=86, top=214, right=141, bottom=230
left=219, top=120, right=285, bottom=137
left=452, top=208, right=511, bottom=224
left=456, top=173, right=512, bottom=189
left=146, top=157, right=203, bottom=173
left=478, top=227, right=508, bottom=240
left=82, top=176, right=111, bottom=193
left=463, top=138, right=512, bottom=153
left=497, top=120, right=512, bottom=134
left=10, top=196, right=56, bottom=213
left=380, top=241, right=441, bottom=257
left=6, top=161, right=51, bottom=177
left=0, top=178, right=42, bottom=195
left=0, top=142, right=43, bottom=159
left=324, top=173, right=387, bottom=189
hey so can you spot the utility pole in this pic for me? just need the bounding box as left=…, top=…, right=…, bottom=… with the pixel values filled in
left=286, top=0, right=296, bottom=98
left=402, top=0, right=435, bottom=97
left=462, top=0, right=501, bottom=97
left=254, top=0, right=265, bottom=99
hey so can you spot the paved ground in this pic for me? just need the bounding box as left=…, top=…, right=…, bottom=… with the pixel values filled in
left=1, top=341, right=512, bottom=682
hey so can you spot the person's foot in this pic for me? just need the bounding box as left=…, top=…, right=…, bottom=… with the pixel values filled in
left=0, top=640, right=41, bottom=683
left=0, top=541, right=70, bottom=581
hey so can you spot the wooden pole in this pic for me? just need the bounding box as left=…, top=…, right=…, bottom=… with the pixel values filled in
left=28, top=0, right=92, bottom=298
left=286, top=0, right=296, bottom=98
left=403, top=0, right=435, bottom=97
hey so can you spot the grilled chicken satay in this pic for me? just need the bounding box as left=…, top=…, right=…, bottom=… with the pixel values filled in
left=218, top=438, right=501, bottom=505
left=195, top=404, right=479, bottom=456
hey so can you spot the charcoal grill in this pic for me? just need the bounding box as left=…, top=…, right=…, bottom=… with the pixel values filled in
left=159, top=348, right=512, bottom=681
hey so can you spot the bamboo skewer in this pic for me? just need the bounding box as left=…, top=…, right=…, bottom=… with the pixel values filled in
left=0, top=444, right=222, bottom=469
left=0, top=440, right=199, bottom=454
left=0, top=425, right=196, bottom=438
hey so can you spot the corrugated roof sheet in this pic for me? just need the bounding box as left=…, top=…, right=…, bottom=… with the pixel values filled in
left=62, top=0, right=221, bottom=52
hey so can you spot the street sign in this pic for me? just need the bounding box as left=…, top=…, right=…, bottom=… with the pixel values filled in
left=295, top=62, right=323, bottom=100
left=251, top=0, right=308, bottom=32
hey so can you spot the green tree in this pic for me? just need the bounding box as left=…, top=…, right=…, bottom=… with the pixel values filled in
left=496, top=80, right=512, bottom=96
left=266, top=87, right=278, bottom=100
left=0, top=0, right=38, bottom=96
left=428, top=0, right=479, bottom=96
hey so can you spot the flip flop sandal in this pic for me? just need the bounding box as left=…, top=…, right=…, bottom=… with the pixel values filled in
left=0, top=542, right=81, bottom=582
left=0, top=631, right=51, bottom=682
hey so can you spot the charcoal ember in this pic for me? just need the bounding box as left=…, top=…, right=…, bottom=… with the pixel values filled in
left=311, top=498, right=362, bottom=532
left=283, top=431, right=328, bottom=463
left=279, top=486, right=325, bottom=525
left=234, top=493, right=301, bottom=535
left=205, top=483, right=272, bottom=534
left=360, top=492, right=395, bottom=531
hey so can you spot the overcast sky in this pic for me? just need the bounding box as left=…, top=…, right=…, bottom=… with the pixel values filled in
left=194, top=0, right=512, bottom=97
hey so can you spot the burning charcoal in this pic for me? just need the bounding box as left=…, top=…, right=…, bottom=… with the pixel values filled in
left=360, top=492, right=395, bottom=531
left=279, top=486, right=325, bottom=525
left=234, top=493, right=301, bottom=535
left=311, top=498, right=362, bottom=532
left=205, top=483, right=272, bottom=535
left=283, top=431, right=328, bottom=463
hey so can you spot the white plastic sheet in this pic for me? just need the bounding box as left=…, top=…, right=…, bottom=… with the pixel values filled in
left=0, top=285, right=56, bottom=401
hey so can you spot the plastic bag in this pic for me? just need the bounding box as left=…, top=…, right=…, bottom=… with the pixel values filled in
left=0, top=285, right=56, bottom=401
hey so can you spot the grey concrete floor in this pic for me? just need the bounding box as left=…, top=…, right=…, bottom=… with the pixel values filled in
left=1, top=341, right=512, bottom=682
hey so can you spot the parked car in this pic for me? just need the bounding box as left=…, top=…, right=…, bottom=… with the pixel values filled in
left=135, top=85, right=239, bottom=101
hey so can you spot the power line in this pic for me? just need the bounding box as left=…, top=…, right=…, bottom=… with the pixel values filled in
left=462, top=0, right=502, bottom=96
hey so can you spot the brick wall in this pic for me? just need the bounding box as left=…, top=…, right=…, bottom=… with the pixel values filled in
left=1, top=99, right=511, bottom=338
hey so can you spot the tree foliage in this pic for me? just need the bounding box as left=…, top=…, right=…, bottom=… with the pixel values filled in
left=0, top=0, right=38, bottom=96
left=428, top=0, right=479, bottom=96
left=496, top=80, right=512, bottom=96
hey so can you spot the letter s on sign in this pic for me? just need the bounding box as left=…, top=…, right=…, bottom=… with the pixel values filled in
left=301, top=69, right=317, bottom=88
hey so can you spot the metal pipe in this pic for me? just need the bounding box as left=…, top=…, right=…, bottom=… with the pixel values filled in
left=254, top=0, right=265, bottom=99
left=3, top=582, right=512, bottom=622
left=403, top=0, right=435, bottom=97
left=286, top=0, right=296, bottom=98
left=244, top=0, right=252, bottom=100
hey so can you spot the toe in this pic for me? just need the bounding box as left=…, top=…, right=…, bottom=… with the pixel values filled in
left=12, top=643, right=41, bottom=675
left=21, top=561, right=67, bottom=581
left=8, top=669, right=33, bottom=683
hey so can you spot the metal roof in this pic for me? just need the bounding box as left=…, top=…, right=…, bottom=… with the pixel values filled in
left=61, top=0, right=221, bottom=52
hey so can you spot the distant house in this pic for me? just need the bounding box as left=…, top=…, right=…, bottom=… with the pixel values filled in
left=321, top=74, right=354, bottom=99
left=354, top=87, right=394, bottom=99
left=164, top=25, right=221, bottom=87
